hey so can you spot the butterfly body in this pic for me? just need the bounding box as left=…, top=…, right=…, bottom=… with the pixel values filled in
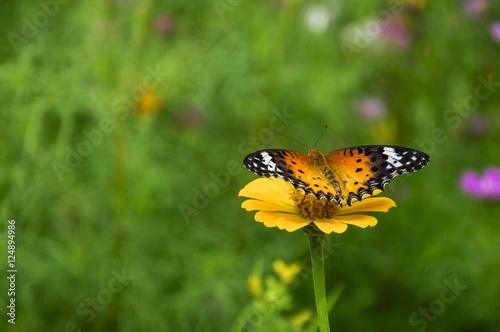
left=244, top=146, right=430, bottom=206
left=306, top=149, right=342, bottom=195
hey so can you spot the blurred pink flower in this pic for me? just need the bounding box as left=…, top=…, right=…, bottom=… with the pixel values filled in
left=461, top=168, right=500, bottom=200
left=490, top=21, right=500, bottom=43
left=462, top=0, right=489, bottom=19
left=382, top=16, right=411, bottom=47
left=173, top=106, right=206, bottom=129
left=354, top=97, right=387, bottom=121
left=154, top=13, right=175, bottom=36
left=465, top=114, right=489, bottom=137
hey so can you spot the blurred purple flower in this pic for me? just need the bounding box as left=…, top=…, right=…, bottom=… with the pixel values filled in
left=462, top=0, right=489, bottom=19
left=354, top=97, right=387, bottom=121
left=465, top=114, right=489, bottom=137
left=461, top=168, right=500, bottom=200
left=382, top=16, right=411, bottom=47
left=490, top=21, right=500, bottom=43
left=154, top=13, right=175, bottom=36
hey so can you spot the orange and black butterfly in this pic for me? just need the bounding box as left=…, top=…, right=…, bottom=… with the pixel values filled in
left=244, top=146, right=430, bottom=206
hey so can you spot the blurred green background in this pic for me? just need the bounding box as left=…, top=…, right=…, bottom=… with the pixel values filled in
left=1, top=0, right=500, bottom=331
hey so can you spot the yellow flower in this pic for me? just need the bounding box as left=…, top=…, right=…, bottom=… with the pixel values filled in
left=137, top=92, right=161, bottom=115
left=273, top=259, right=301, bottom=285
left=290, top=309, right=313, bottom=328
left=247, top=273, right=262, bottom=299
left=238, top=178, right=396, bottom=234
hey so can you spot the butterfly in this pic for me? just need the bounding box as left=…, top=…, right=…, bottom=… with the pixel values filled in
left=243, top=146, right=430, bottom=206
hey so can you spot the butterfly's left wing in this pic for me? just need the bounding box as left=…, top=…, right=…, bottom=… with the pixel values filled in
left=244, top=149, right=361, bottom=203
left=243, top=149, right=313, bottom=189
left=326, top=146, right=430, bottom=205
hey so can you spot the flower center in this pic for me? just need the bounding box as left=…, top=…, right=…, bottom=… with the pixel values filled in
left=290, top=189, right=338, bottom=219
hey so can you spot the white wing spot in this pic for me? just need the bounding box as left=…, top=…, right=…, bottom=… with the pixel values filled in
left=382, top=148, right=403, bottom=161
left=261, top=152, right=272, bottom=165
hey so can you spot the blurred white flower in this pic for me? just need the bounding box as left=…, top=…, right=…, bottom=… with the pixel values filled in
left=304, top=5, right=333, bottom=33
left=340, top=19, right=383, bottom=51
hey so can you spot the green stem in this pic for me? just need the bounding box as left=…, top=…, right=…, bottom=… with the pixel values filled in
left=308, top=234, right=331, bottom=332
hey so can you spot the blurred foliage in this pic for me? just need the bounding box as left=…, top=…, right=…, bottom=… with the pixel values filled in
left=1, top=0, right=500, bottom=331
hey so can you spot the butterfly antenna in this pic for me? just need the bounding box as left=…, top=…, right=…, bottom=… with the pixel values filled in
left=273, top=128, right=310, bottom=150
left=313, top=125, right=328, bottom=149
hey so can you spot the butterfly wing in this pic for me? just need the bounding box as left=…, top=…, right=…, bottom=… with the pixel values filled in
left=244, top=149, right=346, bottom=204
left=326, top=145, right=430, bottom=205
left=243, top=149, right=312, bottom=189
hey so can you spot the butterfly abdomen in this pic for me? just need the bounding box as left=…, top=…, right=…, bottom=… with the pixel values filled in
left=320, top=167, right=341, bottom=193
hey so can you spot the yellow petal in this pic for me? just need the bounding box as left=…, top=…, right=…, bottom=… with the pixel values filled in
left=254, top=211, right=279, bottom=227
left=337, top=197, right=396, bottom=215
left=314, top=218, right=348, bottom=234
left=239, top=178, right=293, bottom=207
left=332, top=214, right=378, bottom=228
left=241, top=199, right=296, bottom=213
left=275, top=213, right=311, bottom=232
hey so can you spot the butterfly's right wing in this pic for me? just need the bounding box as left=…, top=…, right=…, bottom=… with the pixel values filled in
left=326, top=145, right=430, bottom=205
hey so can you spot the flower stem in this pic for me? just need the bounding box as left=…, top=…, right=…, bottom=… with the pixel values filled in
left=308, top=234, right=331, bottom=332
